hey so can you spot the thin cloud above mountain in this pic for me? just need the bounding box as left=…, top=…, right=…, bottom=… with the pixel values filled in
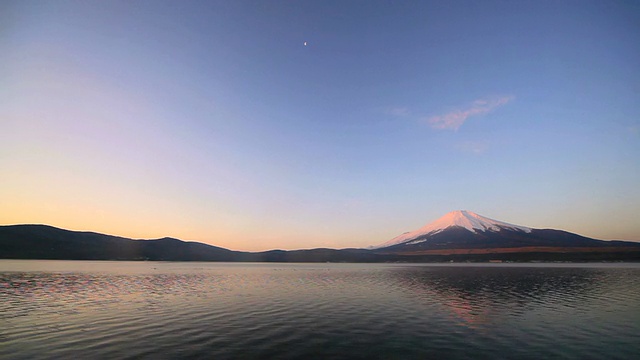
left=427, top=95, right=514, bottom=131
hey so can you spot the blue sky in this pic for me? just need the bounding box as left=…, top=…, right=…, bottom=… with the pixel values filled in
left=2, top=0, right=639, bottom=250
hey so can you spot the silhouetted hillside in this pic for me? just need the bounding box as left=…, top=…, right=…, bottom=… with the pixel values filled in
left=1, top=224, right=639, bottom=262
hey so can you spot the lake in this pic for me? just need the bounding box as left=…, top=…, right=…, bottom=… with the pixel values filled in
left=1, top=261, right=639, bottom=359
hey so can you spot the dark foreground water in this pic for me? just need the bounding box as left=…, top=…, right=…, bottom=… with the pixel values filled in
left=1, top=261, right=639, bottom=359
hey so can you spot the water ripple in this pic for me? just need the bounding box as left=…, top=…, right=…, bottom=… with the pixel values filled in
left=1, top=261, right=639, bottom=359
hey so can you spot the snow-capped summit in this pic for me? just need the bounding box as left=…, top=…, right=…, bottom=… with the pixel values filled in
left=376, top=210, right=531, bottom=249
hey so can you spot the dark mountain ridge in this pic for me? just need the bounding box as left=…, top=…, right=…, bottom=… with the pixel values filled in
left=0, top=224, right=239, bottom=261
left=1, top=222, right=639, bottom=262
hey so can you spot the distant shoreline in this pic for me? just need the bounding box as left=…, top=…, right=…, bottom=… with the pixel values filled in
left=2, top=224, right=640, bottom=263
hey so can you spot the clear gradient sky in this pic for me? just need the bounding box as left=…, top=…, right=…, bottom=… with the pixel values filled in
left=2, top=1, right=639, bottom=251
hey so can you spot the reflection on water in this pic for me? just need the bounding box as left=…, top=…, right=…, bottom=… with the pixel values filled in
left=389, top=266, right=608, bottom=328
left=1, top=261, right=639, bottom=359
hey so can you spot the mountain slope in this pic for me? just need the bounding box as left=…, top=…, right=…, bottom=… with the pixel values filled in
left=0, top=224, right=241, bottom=261
left=375, top=210, right=640, bottom=253
left=376, top=210, right=531, bottom=248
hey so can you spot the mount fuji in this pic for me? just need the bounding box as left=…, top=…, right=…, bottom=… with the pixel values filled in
left=374, top=210, right=639, bottom=255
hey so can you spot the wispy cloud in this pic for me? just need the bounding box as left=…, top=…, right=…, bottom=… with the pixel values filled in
left=426, top=95, right=514, bottom=131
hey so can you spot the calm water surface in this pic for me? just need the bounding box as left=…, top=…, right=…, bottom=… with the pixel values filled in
left=1, top=261, right=639, bottom=359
